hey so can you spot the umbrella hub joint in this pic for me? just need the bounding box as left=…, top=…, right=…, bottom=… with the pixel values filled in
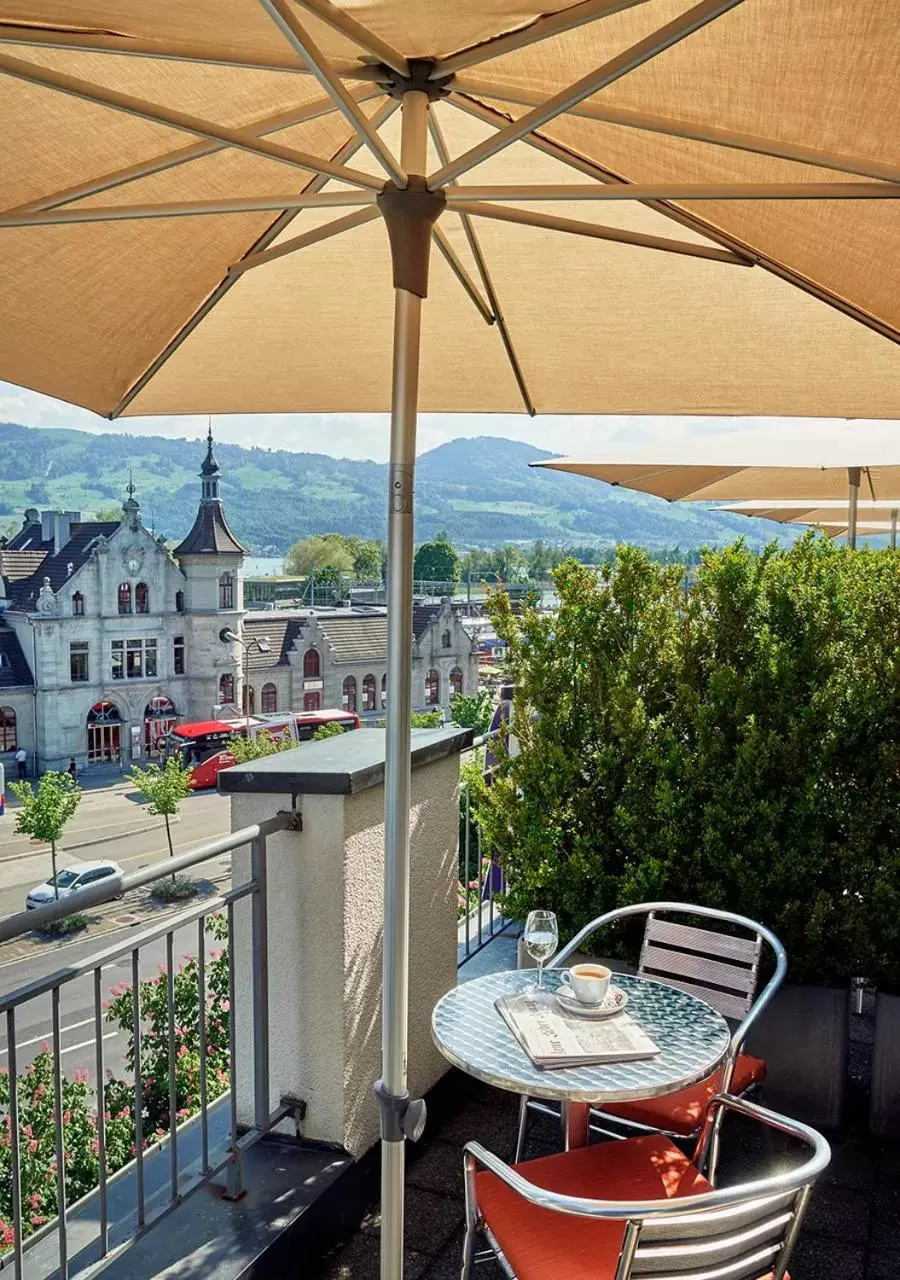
left=377, top=176, right=446, bottom=299
left=382, top=58, right=451, bottom=101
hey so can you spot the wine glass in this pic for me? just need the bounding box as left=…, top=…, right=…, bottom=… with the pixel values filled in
left=524, top=910, right=558, bottom=990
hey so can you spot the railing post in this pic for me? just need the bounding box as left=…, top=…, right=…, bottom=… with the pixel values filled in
left=251, top=834, right=270, bottom=1128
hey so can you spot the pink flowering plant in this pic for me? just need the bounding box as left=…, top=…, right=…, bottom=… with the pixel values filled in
left=0, top=915, right=231, bottom=1253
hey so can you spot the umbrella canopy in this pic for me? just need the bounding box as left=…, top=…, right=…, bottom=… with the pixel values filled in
left=2, top=6, right=900, bottom=1279
left=717, top=500, right=900, bottom=547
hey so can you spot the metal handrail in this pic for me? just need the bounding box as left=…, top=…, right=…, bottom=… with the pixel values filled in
left=0, top=814, right=288, bottom=943
left=464, top=1094, right=830, bottom=1220
left=552, top=901, right=788, bottom=1061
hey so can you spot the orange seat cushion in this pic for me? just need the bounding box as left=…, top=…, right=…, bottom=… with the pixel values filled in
left=475, top=1133, right=710, bottom=1280
left=604, top=1053, right=766, bottom=1136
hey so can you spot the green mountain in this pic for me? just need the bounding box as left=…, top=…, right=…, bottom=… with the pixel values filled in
left=0, top=422, right=784, bottom=554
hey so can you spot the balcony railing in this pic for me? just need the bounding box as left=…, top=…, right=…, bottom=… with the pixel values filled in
left=0, top=813, right=295, bottom=1279
left=457, top=736, right=511, bottom=967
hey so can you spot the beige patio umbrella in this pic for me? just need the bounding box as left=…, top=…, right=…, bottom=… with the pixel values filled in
left=535, top=454, right=900, bottom=547
left=2, top=4, right=900, bottom=1277
left=718, top=501, right=900, bottom=547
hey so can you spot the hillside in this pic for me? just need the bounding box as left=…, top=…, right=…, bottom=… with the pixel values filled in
left=0, top=422, right=784, bottom=553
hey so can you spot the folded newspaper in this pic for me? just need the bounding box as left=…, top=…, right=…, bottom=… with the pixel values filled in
left=495, top=990, right=659, bottom=1070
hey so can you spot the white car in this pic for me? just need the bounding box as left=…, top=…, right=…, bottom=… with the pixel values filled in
left=25, top=860, right=124, bottom=910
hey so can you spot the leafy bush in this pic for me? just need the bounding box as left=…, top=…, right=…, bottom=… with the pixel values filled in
left=311, top=721, right=347, bottom=741
left=151, top=876, right=199, bottom=903
left=411, top=709, right=442, bottom=728
left=450, top=692, right=494, bottom=737
left=225, top=729, right=294, bottom=763
left=483, top=538, right=900, bottom=986
left=39, top=913, right=89, bottom=938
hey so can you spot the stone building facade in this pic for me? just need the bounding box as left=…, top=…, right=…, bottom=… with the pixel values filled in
left=0, top=434, right=477, bottom=775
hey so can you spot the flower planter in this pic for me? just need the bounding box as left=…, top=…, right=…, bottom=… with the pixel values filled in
left=746, top=983, right=848, bottom=1128
left=870, top=991, right=900, bottom=1137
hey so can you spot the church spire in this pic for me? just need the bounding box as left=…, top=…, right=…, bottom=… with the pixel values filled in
left=173, top=425, right=246, bottom=559
left=200, top=420, right=221, bottom=501
left=122, top=468, right=141, bottom=526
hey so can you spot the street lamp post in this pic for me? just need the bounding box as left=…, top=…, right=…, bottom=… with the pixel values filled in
left=219, top=628, right=270, bottom=734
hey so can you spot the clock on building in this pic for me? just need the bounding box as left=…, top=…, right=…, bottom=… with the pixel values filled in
left=122, top=546, right=144, bottom=576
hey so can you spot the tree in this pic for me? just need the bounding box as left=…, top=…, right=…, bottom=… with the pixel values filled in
left=350, top=538, right=384, bottom=579
left=311, top=720, right=347, bottom=741
left=284, top=533, right=354, bottom=577
left=128, top=757, right=193, bottom=864
left=225, top=728, right=295, bottom=762
left=10, top=772, right=82, bottom=900
left=414, top=534, right=459, bottom=584
left=92, top=504, right=123, bottom=521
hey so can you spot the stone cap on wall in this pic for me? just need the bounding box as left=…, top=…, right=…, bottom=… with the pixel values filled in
left=216, top=726, right=474, bottom=796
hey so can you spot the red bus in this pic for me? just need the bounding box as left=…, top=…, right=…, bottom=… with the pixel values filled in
left=167, top=708, right=360, bottom=789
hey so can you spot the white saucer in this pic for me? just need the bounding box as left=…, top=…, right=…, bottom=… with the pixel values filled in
left=555, top=985, right=629, bottom=1019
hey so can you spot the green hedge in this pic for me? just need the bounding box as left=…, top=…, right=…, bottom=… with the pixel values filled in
left=482, top=537, right=900, bottom=987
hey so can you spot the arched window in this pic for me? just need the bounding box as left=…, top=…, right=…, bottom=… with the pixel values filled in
left=303, top=691, right=321, bottom=712
left=117, top=582, right=132, bottom=614
left=0, top=707, right=16, bottom=752
left=450, top=667, right=464, bottom=697
left=242, top=684, right=255, bottom=715
left=261, top=683, right=278, bottom=713
left=219, top=573, right=234, bottom=610
left=87, top=701, right=121, bottom=762
left=135, top=582, right=149, bottom=614
left=381, top=673, right=387, bottom=708
left=342, top=675, right=357, bottom=712
left=303, top=648, right=321, bottom=679
left=175, top=589, right=185, bottom=613
left=425, top=669, right=440, bottom=705
left=362, top=674, right=376, bottom=712
left=219, top=673, right=235, bottom=704
left=72, top=591, right=85, bottom=617
left=441, top=629, right=452, bottom=649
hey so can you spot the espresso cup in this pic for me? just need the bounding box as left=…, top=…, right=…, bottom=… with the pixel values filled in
left=560, top=963, right=611, bottom=1005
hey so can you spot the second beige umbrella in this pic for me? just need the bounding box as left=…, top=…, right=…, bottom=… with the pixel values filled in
left=718, top=500, right=900, bottom=547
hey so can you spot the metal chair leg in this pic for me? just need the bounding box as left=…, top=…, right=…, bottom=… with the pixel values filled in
left=515, top=1094, right=529, bottom=1163
left=460, top=1226, right=476, bottom=1280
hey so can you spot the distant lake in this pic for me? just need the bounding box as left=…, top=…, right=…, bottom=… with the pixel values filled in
left=245, top=556, right=284, bottom=577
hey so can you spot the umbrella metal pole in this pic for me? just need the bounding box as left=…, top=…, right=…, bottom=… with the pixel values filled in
left=377, top=87, right=437, bottom=1280
left=847, top=466, right=860, bottom=548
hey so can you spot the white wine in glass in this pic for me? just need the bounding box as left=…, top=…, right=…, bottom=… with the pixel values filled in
left=524, top=910, right=558, bottom=990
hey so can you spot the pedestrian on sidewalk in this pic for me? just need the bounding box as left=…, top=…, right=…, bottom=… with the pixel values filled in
left=67, top=758, right=78, bottom=781
left=14, top=746, right=26, bottom=781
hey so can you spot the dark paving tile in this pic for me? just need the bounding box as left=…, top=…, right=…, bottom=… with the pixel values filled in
left=870, top=1187, right=900, bottom=1254
left=361, top=1187, right=465, bottom=1257
left=866, top=1246, right=900, bottom=1280
left=876, top=1142, right=900, bottom=1189
left=319, top=1232, right=430, bottom=1280
left=438, top=1098, right=520, bottom=1163
left=821, top=1140, right=878, bottom=1194
left=407, top=1141, right=465, bottom=1200
left=789, top=1234, right=865, bottom=1280
left=419, top=1227, right=505, bottom=1280
left=803, top=1183, right=871, bottom=1246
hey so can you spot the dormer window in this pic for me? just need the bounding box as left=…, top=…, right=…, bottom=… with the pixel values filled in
left=117, top=582, right=132, bottom=615
left=219, top=573, right=234, bottom=610
left=441, top=629, right=452, bottom=649
left=72, top=591, right=85, bottom=617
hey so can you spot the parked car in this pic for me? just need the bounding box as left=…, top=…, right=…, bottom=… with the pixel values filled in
left=25, top=860, right=124, bottom=910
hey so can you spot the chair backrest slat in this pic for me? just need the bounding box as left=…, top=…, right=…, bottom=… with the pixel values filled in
left=638, top=972, right=753, bottom=1022
left=638, top=914, right=761, bottom=1022
left=629, top=1239, right=782, bottom=1280
left=638, top=1191, right=796, bottom=1242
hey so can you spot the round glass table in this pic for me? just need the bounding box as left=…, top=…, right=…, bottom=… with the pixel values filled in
left=432, top=969, right=731, bottom=1147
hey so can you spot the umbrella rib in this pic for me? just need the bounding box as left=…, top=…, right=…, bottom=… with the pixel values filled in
left=448, top=182, right=900, bottom=200
left=0, top=51, right=383, bottom=191
left=288, top=0, right=410, bottom=78
left=453, top=78, right=900, bottom=186
left=259, top=0, right=406, bottom=186
left=427, top=0, right=747, bottom=188
left=227, top=206, right=381, bottom=275
left=109, top=97, right=399, bottom=419
left=431, top=0, right=658, bottom=80
left=429, top=111, right=535, bottom=415
left=449, top=92, right=900, bottom=348
left=451, top=201, right=754, bottom=265
left=7, top=88, right=384, bottom=216
left=431, top=227, right=496, bottom=323
left=0, top=191, right=376, bottom=230
left=0, top=23, right=383, bottom=79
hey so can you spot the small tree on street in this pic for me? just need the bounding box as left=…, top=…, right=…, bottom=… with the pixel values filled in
left=129, top=757, right=193, bottom=864
left=10, top=772, right=82, bottom=900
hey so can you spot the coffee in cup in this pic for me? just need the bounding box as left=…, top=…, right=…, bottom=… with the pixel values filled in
left=560, top=963, right=611, bottom=1005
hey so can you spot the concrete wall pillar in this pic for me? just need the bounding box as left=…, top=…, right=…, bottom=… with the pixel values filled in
left=225, top=727, right=469, bottom=1156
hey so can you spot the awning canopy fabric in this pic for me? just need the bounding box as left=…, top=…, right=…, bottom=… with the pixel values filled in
left=1, top=0, right=899, bottom=420
left=717, top=500, right=900, bottom=524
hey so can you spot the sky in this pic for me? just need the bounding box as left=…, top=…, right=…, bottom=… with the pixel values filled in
left=3, top=379, right=900, bottom=464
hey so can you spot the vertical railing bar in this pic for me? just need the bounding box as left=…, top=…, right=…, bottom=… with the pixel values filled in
left=250, top=836, right=269, bottom=1129
left=6, top=1008, right=23, bottom=1278
left=197, top=917, right=209, bottom=1175
left=464, top=785, right=471, bottom=957
left=166, top=932, right=178, bottom=1205
left=93, top=968, right=109, bottom=1257
left=51, top=988, right=68, bottom=1279
left=226, top=902, right=239, bottom=1194
left=476, top=814, right=484, bottom=950
left=131, top=949, right=145, bottom=1228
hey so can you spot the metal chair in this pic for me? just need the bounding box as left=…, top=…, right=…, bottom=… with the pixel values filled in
left=462, top=1093, right=829, bottom=1280
left=515, top=902, right=787, bottom=1161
